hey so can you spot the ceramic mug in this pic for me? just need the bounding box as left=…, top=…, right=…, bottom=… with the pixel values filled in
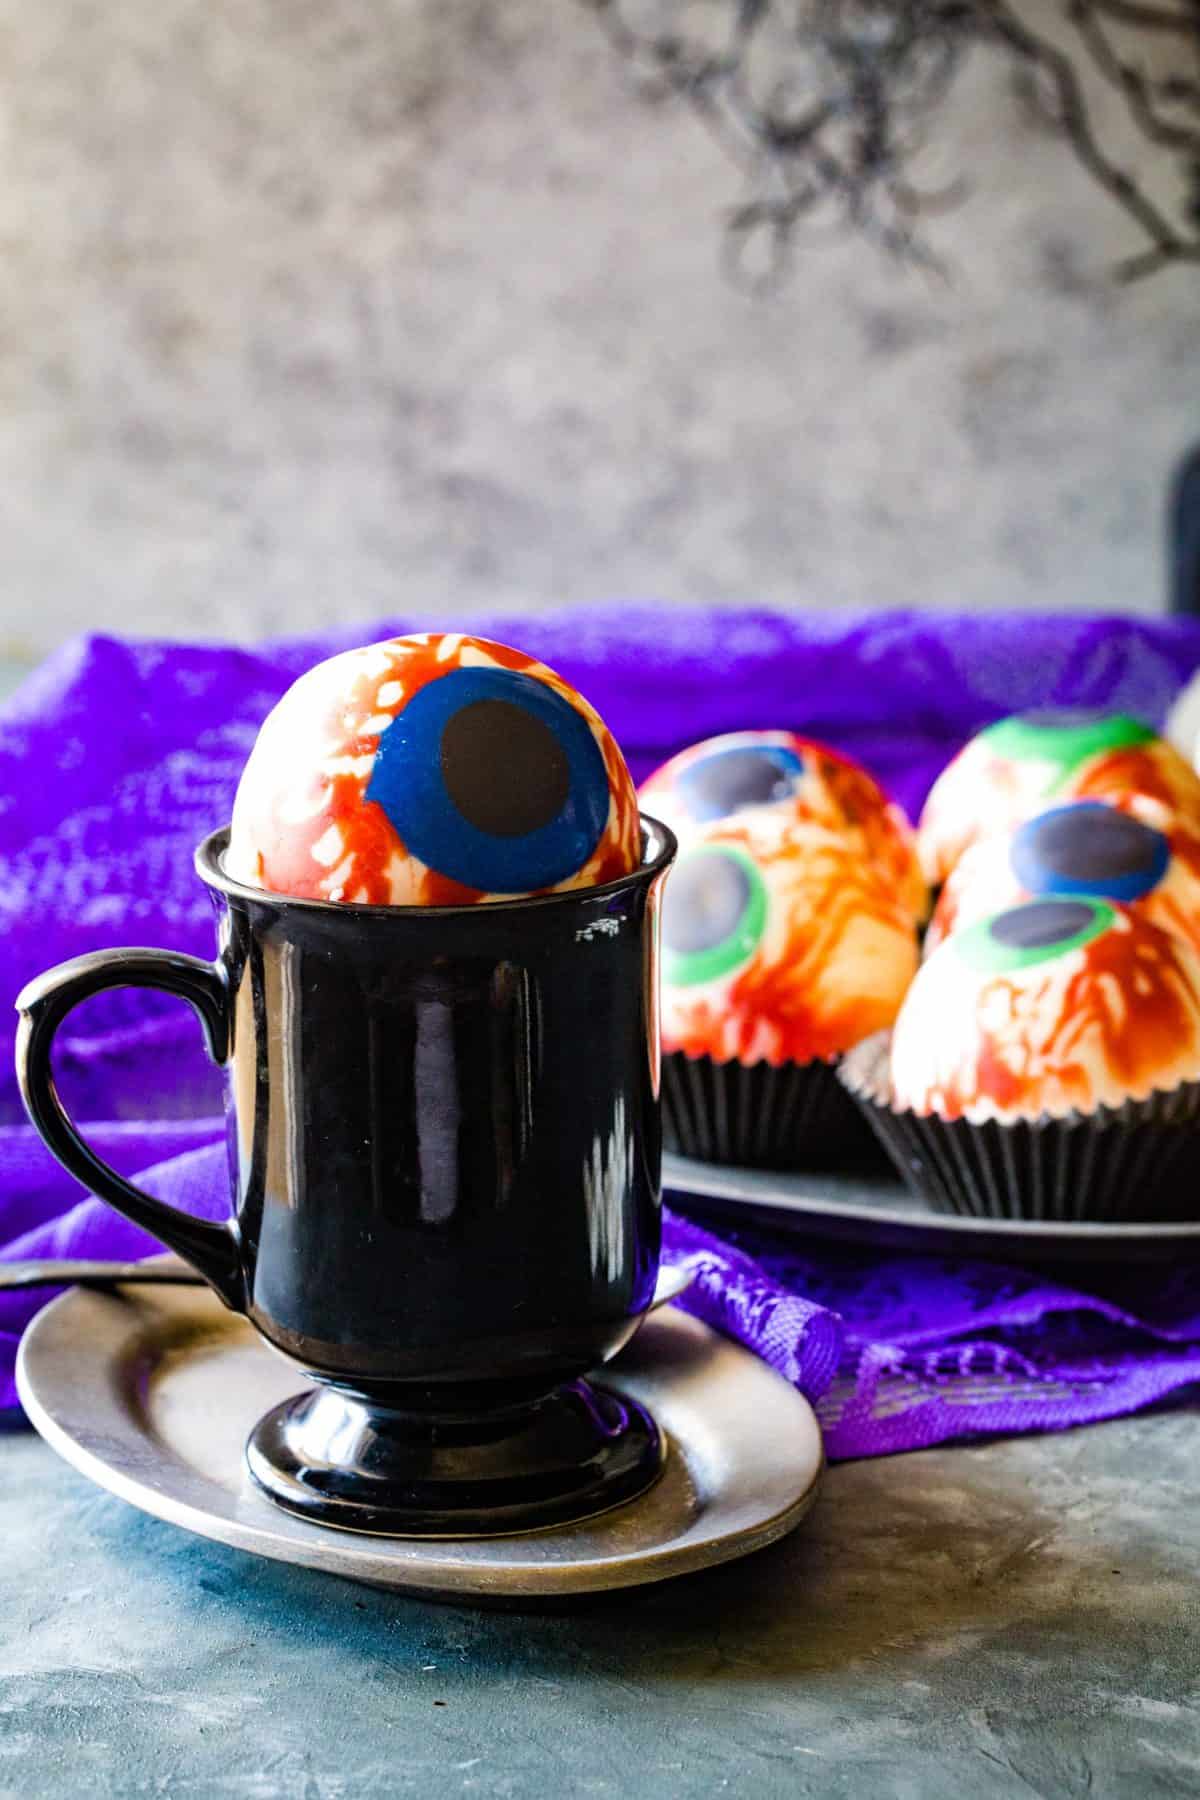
left=16, top=818, right=676, bottom=1536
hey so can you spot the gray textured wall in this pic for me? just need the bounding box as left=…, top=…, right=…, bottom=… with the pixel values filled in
left=1, top=0, right=1197, bottom=656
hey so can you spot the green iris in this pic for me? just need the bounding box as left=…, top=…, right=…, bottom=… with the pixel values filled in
left=662, top=845, right=768, bottom=988
left=980, top=712, right=1154, bottom=792
left=954, top=897, right=1115, bottom=975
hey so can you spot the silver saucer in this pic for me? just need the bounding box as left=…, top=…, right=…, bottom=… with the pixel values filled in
left=665, top=1152, right=1200, bottom=1263
left=16, top=1284, right=823, bottom=1601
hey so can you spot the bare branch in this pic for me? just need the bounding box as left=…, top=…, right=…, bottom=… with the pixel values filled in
left=1115, top=237, right=1200, bottom=274
left=1089, top=0, right=1199, bottom=38
left=1070, top=0, right=1200, bottom=151
left=976, top=0, right=1197, bottom=267
left=584, top=0, right=1200, bottom=282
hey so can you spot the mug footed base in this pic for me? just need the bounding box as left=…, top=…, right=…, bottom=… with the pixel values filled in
left=244, top=1377, right=665, bottom=1538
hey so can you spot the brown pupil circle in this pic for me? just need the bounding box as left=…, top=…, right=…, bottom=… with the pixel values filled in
left=440, top=699, right=571, bottom=838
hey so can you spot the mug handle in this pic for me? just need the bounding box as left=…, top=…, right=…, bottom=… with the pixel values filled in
left=15, top=948, right=244, bottom=1311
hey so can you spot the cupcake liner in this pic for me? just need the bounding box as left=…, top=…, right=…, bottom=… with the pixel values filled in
left=661, top=1049, right=887, bottom=1172
left=839, top=1033, right=1200, bottom=1223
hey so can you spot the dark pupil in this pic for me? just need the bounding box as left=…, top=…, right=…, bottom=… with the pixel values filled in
left=663, top=853, right=751, bottom=954
left=989, top=899, right=1095, bottom=949
left=1029, top=808, right=1161, bottom=882
left=440, top=699, right=570, bottom=838
left=680, top=749, right=795, bottom=821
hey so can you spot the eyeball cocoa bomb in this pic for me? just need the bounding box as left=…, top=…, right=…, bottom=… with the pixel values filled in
left=918, top=712, right=1200, bottom=888
left=839, top=894, right=1200, bottom=1223
left=660, top=809, right=918, bottom=1068
left=925, top=801, right=1200, bottom=959
left=640, top=730, right=925, bottom=918
left=226, top=634, right=641, bottom=905
left=656, top=807, right=919, bottom=1169
left=891, top=898, right=1200, bottom=1123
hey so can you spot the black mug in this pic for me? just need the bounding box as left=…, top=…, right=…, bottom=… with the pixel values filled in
left=16, top=818, right=676, bottom=1536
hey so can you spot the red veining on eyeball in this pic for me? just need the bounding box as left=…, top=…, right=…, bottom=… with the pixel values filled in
left=926, top=801, right=1200, bottom=962
left=919, top=731, right=1200, bottom=889
left=227, top=633, right=640, bottom=905
left=640, top=729, right=925, bottom=918
left=892, top=908, right=1200, bottom=1123
left=661, top=809, right=918, bottom=1068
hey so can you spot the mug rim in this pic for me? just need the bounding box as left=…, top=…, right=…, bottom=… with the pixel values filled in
left=195, top=813, right=677, bottom=918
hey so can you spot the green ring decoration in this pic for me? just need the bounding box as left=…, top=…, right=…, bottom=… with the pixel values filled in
left=979, top=712, right=1154, bottom=793
left=953, top=896, right=1116, bottom=975
left=662, top=845, right=769, bottom=989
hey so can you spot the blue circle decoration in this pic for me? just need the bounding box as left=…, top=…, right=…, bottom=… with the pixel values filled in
left=366, top=666, right=611, bottom=892
left=677, top=744, right=803, bottom=824
left=1009, top=802, right=1169, bottom=904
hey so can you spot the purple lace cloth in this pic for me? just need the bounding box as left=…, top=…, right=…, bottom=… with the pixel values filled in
left=5, top=608, right=1200, bottom=1460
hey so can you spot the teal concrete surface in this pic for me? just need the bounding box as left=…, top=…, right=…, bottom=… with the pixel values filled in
left=3, top=1407, right=1200, bottom=1799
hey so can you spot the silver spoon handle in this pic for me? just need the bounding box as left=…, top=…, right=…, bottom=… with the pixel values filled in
left=0, top=1259, right=694, bottom=1303
left=0, top=1257, right=200, bottom=1292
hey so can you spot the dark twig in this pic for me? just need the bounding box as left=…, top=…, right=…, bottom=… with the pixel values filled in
left=1070, top=0, right=1200, bottom=151
left=583, top=0, right=1200, bottom=281
left=1089, top=0, right=1199, bottom=37
left=979, top=0, right=1199, bottom=276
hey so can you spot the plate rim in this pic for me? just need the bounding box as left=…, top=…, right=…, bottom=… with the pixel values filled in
left=664, top=1150, right=1200, bottom=1246
left=16, top=1284, right=823, bottom=1598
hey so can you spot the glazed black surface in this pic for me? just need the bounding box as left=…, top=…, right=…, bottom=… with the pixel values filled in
left=16, top=819, right=675, bottom=1414
left=245, top=1378, right=664, bottom=1536
left=16, top=818, right=675, bottom=1533
left=216, top=826, right=671, bottom=1401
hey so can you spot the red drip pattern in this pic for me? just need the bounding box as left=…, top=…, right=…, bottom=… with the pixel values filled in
left=232, top=633, right=640, bottom=905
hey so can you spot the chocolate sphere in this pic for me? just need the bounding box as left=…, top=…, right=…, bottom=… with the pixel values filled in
left=227, top=633, right=641, bottom=904
left=918, top=710, right=1200, bottom=888
left=640, top=730, right=925, bottom=919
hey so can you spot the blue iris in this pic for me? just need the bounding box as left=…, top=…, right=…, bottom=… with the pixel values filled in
left=676, top=743, right=803, bottom=824
left=1009, top=801, right=1169, bottom=905
left=366, top=666, right=611, bottom=893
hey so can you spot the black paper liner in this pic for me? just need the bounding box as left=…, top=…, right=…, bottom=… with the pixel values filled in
left=839, top=1034, right=1200, bottom=1223
left=661, top=1049, right=887, bottom=1172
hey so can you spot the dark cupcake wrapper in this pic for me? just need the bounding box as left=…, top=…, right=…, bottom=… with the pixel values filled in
left=838, top=1033, right=1200, bottom=1223
left=661, top=1049, right=887, bottom=1172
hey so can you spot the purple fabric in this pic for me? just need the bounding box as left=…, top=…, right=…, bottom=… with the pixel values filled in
left=5, top=608, right=1200, bottom=1458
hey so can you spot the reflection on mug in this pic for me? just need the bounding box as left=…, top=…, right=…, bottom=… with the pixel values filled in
left=585, top=1093, right=634, bottom=1286
left=414, top=996, right=460, bottom=1226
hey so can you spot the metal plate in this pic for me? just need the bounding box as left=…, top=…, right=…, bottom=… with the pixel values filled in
left=665, top=1152, right=1200, bottom=1264
left=16, top=1285, right=822, bottom=1601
